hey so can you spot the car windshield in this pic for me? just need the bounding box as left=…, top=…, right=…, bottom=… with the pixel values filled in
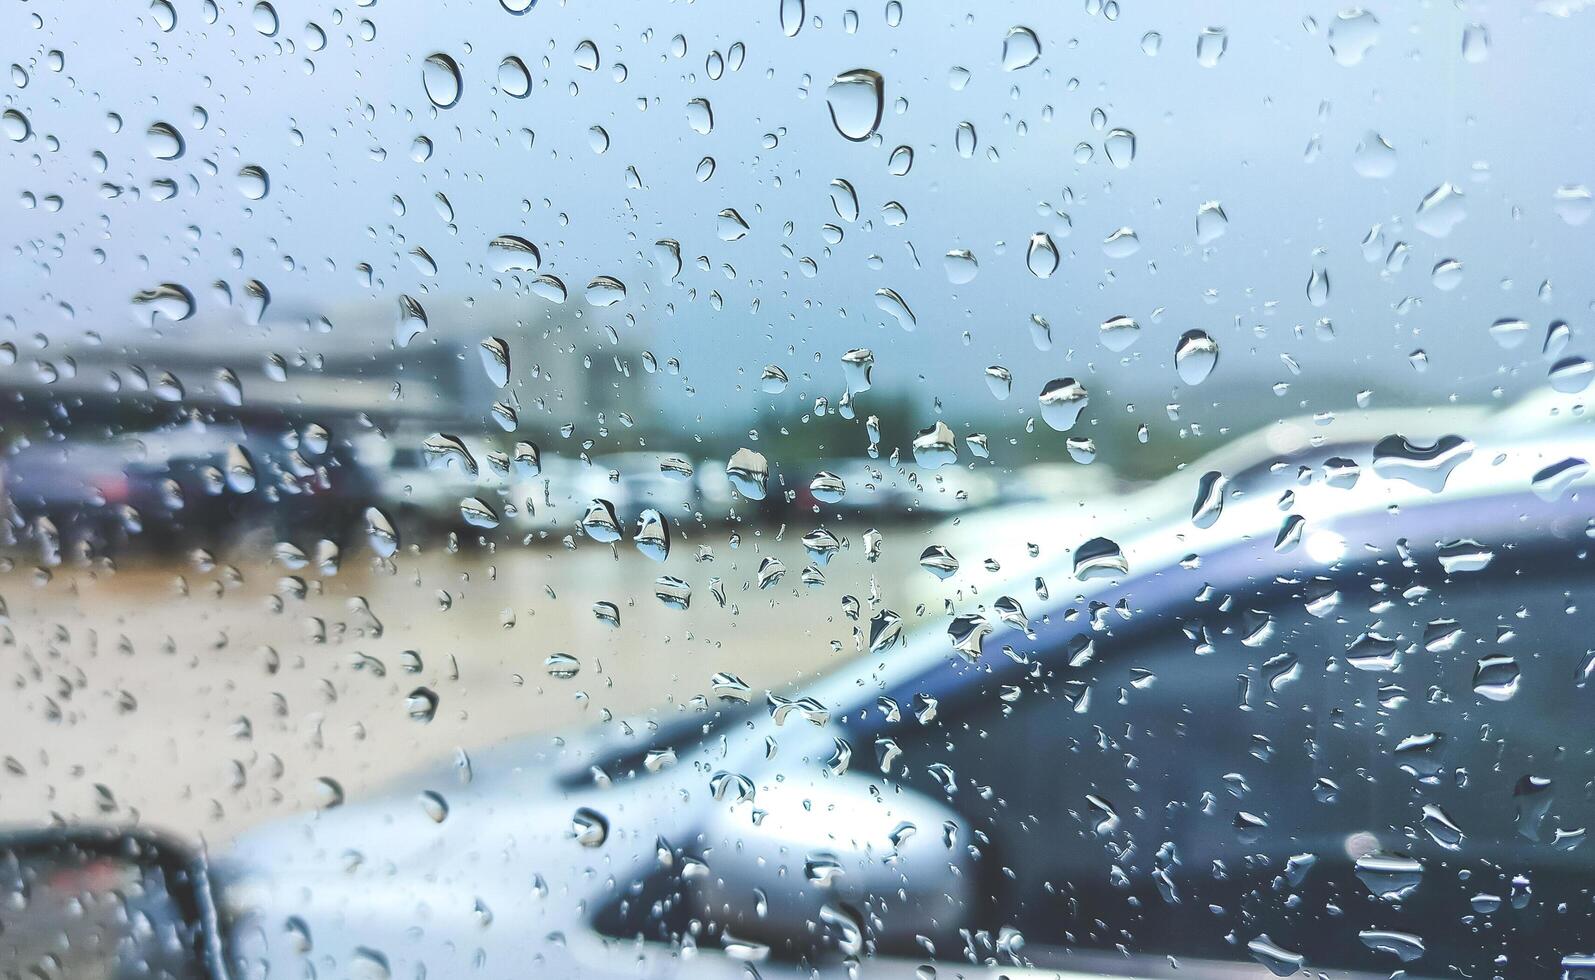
left=6, top=2, right=1595, bottom=979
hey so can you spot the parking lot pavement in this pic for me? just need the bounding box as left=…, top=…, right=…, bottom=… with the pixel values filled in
left=0, top=520, right=937, bottom=844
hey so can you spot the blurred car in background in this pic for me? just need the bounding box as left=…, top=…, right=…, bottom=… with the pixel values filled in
left=203, top=414, right=1595, bottom=979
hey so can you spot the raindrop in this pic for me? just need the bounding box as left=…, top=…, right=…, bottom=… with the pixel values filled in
left=236, top=165, right=269, bottom=200
left=826, top=69, right=883, bottom=141
left=716, top=208, right=749, bottom=241
left=498, top=57, right=531, bottom=98
left=1104, top=128, right=1135, bottom=168
left=1473, top=655, right=1521, bottom=701
left=634, top=509, right=671, bottom=561
left=422, top=53, right=462, bottom=109
left=919, top=545, right=959, bottom=580
left=874, top=287, right=916, bottom=330
left=943, top=249, right=979, bottom=284
left=727, top=448, right=769, bottom=499
left=1371, top=434, right=1473, bottom=492
left=573, top=39, right=600, bottom=71
left=1196, top=27, right=1228, bottom=67
left=581, top=499, right=623, bottom=543
left=130, top=284, right=195, bottom=325
left=572, top=808, right=609, bottom=846
left=686, top=97, right=714, bottom=134
left=1, top=109, right=30, bottom=142
left=488, top=235, right=540, bottom=272
left=888, top=145, right=913, bottom=175
left=460, top=498, right=499, bottom=529
left=545, top=652, right=581, bottom=679
left=954, top=121, right=977, bottom=158
left=1026, top=233, right=1059, bottom=278
left=809, top=471, right=846, bottom=504
left=364, top=507, right=399, bottom=557
left=1415, top=183, right=1466, bottom=238
left=1039, top=378, right=1089, bottom=431
left=1191, top=471, right=1227, bottom=527
left=1327, top=9, right=1380, bottom=66
left=1099, top=314, right=1139, bottom=352
left=779, top=0, right=804, bottom=37
left=1175, top=330, right=1219, bottom=384
left=146, top=122, right=184, bottom=160
left=395, top=294, right=428, bottom=347
left=1352, top=131, right=1397, bottom=178
left=252, top=1, right=278, bottom=36
left=1195, top=200, right=1228, bottom=243
left=913, top=421, right=958, bottom=468
left=585, top=275, right=626, bottom=307
left=985, top=365, right=1013, bottom=400
left=406, top=688, right=439, bottom=723
left=829, top=178, right=859, bottom=220
left=1074, top=537, right=1127, bottom=580
left=1102, top=227, right=1140, bottom=258
left=1001, top=26, right=1041, bottom=70
left=1247, top=937, right=1305, bottom=978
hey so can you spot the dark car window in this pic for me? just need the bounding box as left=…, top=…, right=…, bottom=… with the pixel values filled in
left=884, top=550, right=1595, bottom=974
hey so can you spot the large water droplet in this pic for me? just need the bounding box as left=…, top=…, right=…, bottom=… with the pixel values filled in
left=1001, top=26, right=1041, bottom=70
left=488, top=235, right=540, bottom=272
left=1370, top=434, right=1473, bottom=492
left=585, top=275, right=626, bottom=307
left=422, top=53, right=462, bottom=109
left=1327, top=9, right=1380, bottom=66
left=727, top=448, right=769, bottom=499
left=131, top=283, right=195, bottom=325
left=498, top=56, right=531, bottom=98
left=146, top=122, right=184, bottom=160
left=779, top=0, right=804, bottom=37
left=1074, top=537, right=1127, bottom=580
left=1196, top=27, right=1228, bottom=67
left=826, top=69, right=883, bottom=141
left=1175, top=330, right=1219, bottom=384
left=1039, top=378, right=1089, bottom=431
left=1026, top=233, right=1059, bottom=278
left=912, top=421, right=958, bottom=469
left=686, top=97, right=714, bottom=134
left=1415, top=182, right=1466, bottom=238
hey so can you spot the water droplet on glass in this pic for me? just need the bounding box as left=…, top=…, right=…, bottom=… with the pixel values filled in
left=1473, top=655, right=1521, bottom=701
left=1074, top=537, right=1127, bottom=580
left=573, top=39, right=600, bottom=71
left=779, top=0, right=804, bottom=37
left=1196, top=27, right=1228, bottom=67
left=498, top=56, right=531, bottom=98
left=888, top=145, right=913, bottom=175
left=942, top=249, right=979, bottom=284
left=1352, top=130, right=1397, bottom=178
left=634, top=509, right=671, bottom=561
left=1415, top=182, right=1466, bottom=238
left=585, top=275, right=626, bottom=307
left=1327, top=9, right=1380, bottom=66
left=545, top=652, right=581, bottom=679
left=1102, top=227, right=1140, bottom=258
left=1371, top=434, right=1473, bottom=492
left=919, top=545, right=959, bottom=580
left=716, top=208, right=749, bottom=241
left=395, top=294, right=427, bottom=347
left=1531, top=457, right=1587, bottom=500
left=1247, top=937, right=1305, bottom=978
left=1039, top=378, right=1089, bottom=431
left=841, top=347, right=874, bottom=392
left=955, top=121, right=977, bottom=158
left=826, top=69, right=882, bottom=141
left=1192, top=471, right=1227, bottom=527
left=422, top=53, right=462, bottom=109
left=130, top=283, right=195, bottom=325
left=686, top=97, right=714, bottom=134
left=252, top=1, right=278, bottom=36
left=985, top=364, right=1013, bottom=400
left=1175, top=330, right=1219, bottom=384
left=1026, top=233, right=1059, bottom=278
left=907, top=421, right=955, bottom=469
left=1104, top=128, right=1135, bottom=168
left=1, top=109, right=30, bottom=142
left=727, top=447, right=769, bottom=500
left=1306, top=266, right=1330, bottom=307
left=581, top=499, right=623, bottom=543
left=1099, top=314, right=1140, bottom=352
left=1355, top=851, right=1423, bottom=902
left=146, top=122, right=184, bottom=160
left=1001, top=26, right=1041, bottom=70
left=874, top=287, right=916, bottom=331
left=829, top=177, right=859, bottom=221
left=572, top=807, right=608, bottom=846
left=364, top=507, right=399, bottom=557
left=460, top=498, right=499, bottom=529
left=406, top=687, right=439, bottom=723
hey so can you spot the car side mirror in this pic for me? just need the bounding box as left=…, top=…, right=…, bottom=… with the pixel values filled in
left=0, top=827, right=226, bottom=980
left=690, top=771, right=975, bottom=962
